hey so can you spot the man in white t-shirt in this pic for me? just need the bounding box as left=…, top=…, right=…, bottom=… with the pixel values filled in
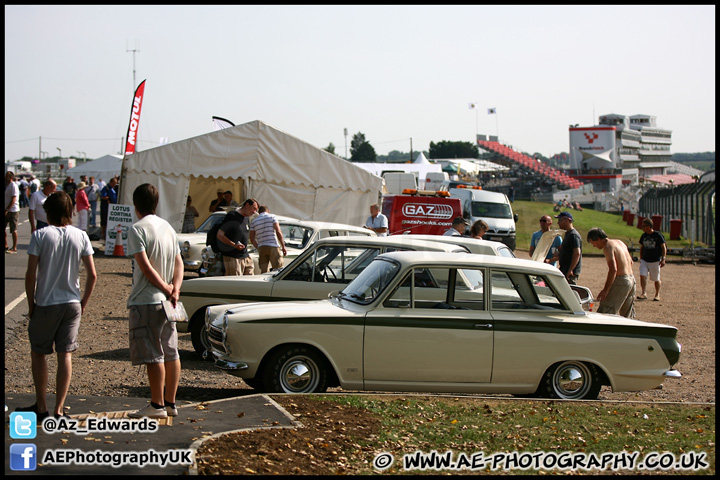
left=16, top=191, right=97, bottom=420
left=29, top=178, right=57, bottom=233
left=250, top=205, right=287, bottom=273
left=126, top=183, right=184, bottom=419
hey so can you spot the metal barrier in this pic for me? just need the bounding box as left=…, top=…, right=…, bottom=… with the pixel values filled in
left=639, top=173, right=715, bottom=247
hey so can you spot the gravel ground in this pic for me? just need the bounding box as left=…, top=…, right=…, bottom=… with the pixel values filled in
left=4, top=249, right=715, bottom=404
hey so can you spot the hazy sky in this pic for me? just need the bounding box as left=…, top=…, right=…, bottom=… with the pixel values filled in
left=4, top=5, right=715, bottom=163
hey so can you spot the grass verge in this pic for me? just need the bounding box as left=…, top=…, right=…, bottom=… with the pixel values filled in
left=511, top=200, right=704, bottom=252
left=317, top=395, right=715, bottom=475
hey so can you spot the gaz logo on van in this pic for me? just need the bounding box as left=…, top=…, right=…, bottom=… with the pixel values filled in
left=402, top=203, right=454, bottom=219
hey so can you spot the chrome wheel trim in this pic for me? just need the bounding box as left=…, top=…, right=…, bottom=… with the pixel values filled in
left=552, top=361, right=592, bottom=399
left=279, top=356, right=320, bottom=393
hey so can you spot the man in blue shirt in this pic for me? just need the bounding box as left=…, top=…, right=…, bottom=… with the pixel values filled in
left=100, top=177, right=117, bottom=240
left=529, top=215, right=563, bottom=267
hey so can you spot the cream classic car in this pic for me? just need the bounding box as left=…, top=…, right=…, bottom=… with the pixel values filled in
left=198, top=218, right=376, bottom=276
left=205, top=251, right=681, bottom=399
left=180, top=235, right=472, bottom=356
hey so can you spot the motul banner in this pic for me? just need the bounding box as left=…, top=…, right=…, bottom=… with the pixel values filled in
left=124, top=79, right=146, bottom=155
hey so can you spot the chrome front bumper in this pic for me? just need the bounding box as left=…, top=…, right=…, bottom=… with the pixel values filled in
left=663, top=369, right=682, bottom=378
left=214, top=358, right=249, bottom=371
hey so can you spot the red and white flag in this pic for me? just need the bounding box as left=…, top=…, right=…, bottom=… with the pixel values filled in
left=124, top=79, right=146, bottom=155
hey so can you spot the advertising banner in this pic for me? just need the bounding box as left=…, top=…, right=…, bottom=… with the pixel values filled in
left=105, top=204, right=135, bottom=256
left=124, top=80, right=146, bottom=156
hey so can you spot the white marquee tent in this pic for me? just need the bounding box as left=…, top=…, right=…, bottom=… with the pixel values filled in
left=66, top=154, right=122, bottom=182
left=118, top=120, right=383, bottom=231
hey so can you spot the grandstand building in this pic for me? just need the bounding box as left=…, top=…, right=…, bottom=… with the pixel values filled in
left=568, top=113, right=673, bottom=193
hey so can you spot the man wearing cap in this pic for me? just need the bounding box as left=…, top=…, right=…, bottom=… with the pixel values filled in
left=444, top=217, right=468, bottom=236
left=553, top=211, right=582, bottom=284
left=209, top=189, right=225, bottom=212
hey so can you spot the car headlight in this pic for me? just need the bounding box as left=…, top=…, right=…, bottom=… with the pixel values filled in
left=182, top=241, right=190, bottom=255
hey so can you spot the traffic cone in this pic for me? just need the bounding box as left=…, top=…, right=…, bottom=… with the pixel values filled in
left=112, top=224, right=125, bottom=256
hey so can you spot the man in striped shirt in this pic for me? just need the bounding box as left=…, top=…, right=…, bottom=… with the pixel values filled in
left=249, top=205, right=287, bottom=273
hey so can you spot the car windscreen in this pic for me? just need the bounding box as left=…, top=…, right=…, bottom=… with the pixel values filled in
left=339, top=258, right=400, bottom=305
left=282, top=224, right=315, bottom=249
left=196, top=214, right=225, bottom=233
left=471, top=201, right=512, bottom=219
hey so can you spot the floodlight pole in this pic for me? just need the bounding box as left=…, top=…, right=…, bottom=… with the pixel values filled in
left=127, top=40, right=140, bottom=90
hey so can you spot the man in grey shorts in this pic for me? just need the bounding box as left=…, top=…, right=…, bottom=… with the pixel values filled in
left=17, top=191, right=97, bottom=420
left=126, top=183, right=184, bottom=419
left=586, top=227, right=636, bottom=318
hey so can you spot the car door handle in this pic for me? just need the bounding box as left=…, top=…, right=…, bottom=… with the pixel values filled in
left=474, top=323, right=493, bottom=329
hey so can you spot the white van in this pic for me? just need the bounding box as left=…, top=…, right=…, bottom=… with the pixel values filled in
left=449, top=186, right=518, bottom=251
left=383, top=172, right=417, bottom=194
left=424, top=172, right=448, bottom=190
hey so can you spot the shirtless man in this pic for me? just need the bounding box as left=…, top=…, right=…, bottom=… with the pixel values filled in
left=586, top=227, right=636, bottom=318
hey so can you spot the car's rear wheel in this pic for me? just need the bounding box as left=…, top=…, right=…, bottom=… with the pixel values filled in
left=262, top=345, right=330, bottom=394
left=541, top=361, right=602, bottom=400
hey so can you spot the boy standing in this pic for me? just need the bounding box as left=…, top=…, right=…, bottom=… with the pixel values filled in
left=18, top=191, right=97, bottom=419
left=126, top=184, right=184, bottom=418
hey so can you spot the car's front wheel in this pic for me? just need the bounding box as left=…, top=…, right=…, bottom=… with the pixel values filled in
left=190, top=310, right=212, bottom=359
left=540, top=361, right=602, bottom=400
left=262, top=345, right=330, bottom=394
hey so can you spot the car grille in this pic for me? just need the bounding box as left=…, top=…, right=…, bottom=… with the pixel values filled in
left=207, top=323, right=229, bottom=355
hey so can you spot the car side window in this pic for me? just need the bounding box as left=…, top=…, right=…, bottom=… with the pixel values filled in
left=283, top=245, right=373, bottom=283
left=454, top=268, right=485, bottom=310
left=384, top=267, right=452, bottom=309
left=490, top=270, right=564, bottom=310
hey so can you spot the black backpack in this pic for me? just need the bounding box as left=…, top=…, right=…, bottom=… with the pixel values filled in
left=206, top=222, right=222, bottom=254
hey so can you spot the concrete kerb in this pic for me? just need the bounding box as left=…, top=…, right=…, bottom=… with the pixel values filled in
left=187, top=395, right=303, bottom=475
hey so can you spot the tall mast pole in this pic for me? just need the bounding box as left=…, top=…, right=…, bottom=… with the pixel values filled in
left=126, top=40, right=140, bottom=90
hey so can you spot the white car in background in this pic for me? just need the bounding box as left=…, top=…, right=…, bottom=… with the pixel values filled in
left=199, top=218, right=375, bottom=276
left=403, top=234, right=516, bottom=258
left=177, top=211, right=228, bottom=273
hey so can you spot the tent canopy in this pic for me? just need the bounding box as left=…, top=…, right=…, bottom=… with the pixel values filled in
left=119, top=120, right=383, bottom=231
left=414, top=152, right=431, bottom=164
left=66, top=154, right=122, bottom=182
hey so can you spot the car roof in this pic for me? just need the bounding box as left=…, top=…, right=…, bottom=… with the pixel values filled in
left=450, top=187, right=509, bottom=202
left=279, top=219, right=369, bottom=232
left=375, top=250, right=563, bottom=275
left=311, top=235, right=467, bottom=252
left=399, top=234, right=514, bottom=256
